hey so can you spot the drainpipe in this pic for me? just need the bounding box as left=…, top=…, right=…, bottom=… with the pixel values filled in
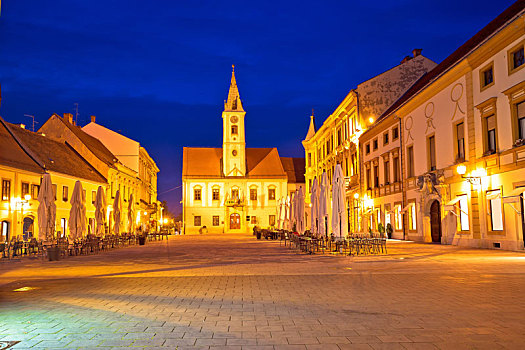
left=396, top=114, right=406, bottom=241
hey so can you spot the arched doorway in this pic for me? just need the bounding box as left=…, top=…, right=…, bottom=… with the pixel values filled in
left=230, top=213, right=240, bottom=229
left=23, top=217, right=34, bottom=241
left=430, top=200, right=442, bottom=243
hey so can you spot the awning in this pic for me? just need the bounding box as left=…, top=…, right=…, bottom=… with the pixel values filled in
left=444, top=205, right=456, bottom=211
left=400, top=205, right=411, bottom=213
left=445, top=197, right=461, bottom=206
left=486, top=191, right=501, bottom=200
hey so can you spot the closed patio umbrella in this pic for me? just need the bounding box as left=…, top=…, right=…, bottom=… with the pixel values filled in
left=284, top=196, right=290, bottom=230
left=296, top=186, right=305, bottom=234
left=318, top=172, right=329, bottom=238
left=69, top=181, right=85, bottom=241
left=94, top=186, right=106, bottom=237
left=37, top=173, right=56, bottom=241
left=290, top=192, right=296, bottom=231
left=128, top=193, right=135, bottom=234
left=310, top=177, right=320, bottom=237
left=331, top=164, right=348, bottom=240
left=113, top=189, right=122, bottom=235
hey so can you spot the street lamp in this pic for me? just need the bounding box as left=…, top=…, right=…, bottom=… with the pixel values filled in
left=457, top=165, right=486, bottom=187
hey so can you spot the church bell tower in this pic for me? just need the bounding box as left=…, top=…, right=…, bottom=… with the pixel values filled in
left=222, top=65, right=246, bottom=177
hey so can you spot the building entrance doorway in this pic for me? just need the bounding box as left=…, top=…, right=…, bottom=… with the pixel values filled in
left=23, top=217, right=34, bottom=241
left=230, top=213, right=240, bottom=230
left=430, top=200, right=442, bottom=243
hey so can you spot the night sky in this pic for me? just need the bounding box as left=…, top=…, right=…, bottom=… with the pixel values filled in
left=0, top=0, right=516, bottom=214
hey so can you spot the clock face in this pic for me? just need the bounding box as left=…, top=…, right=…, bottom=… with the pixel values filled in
left=230, top=116, right=238, bottom=123
left=232, top=150, right=237, bottom=156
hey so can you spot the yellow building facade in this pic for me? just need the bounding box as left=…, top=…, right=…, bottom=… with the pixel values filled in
left=360, top=2, right=525, bottom=250
left=182, top=67, right=305, bottom=234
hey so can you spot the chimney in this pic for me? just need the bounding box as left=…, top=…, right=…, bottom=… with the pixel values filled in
left=401, top=55, right=412, bottom=64
left=412, top=48, right=422, bottom=57
left=64, top=113, right=73, bottom=124
left=90, top=115, right=96, bottom=123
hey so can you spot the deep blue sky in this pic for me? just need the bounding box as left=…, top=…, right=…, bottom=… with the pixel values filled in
left=0, top=0, right=516, bottom=214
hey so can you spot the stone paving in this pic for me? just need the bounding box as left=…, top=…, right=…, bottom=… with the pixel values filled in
left=1, top=234, right=525, bottom=349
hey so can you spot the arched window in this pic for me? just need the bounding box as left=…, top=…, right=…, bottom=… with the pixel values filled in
left=231, top=125, right=238, bottom=135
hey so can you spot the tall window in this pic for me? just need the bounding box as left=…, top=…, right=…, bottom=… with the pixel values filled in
left=307, top=153, right=312, bottom=167
left=231, top=125, right=238, bottom=135
left=62, top=186, right=68, bottom=202
left=392, top=127, right=399, bottom=140
left=231, top=189, right=239, bottom=199
left=351, top=153, right=357, bottom=175
left=488, top=190, right=503, bottom=231
left=409, top=203, right=417, bottom=230
left=518, top=101, right=525, bottom=140
left=61, top=218, right=67, bottom=237
left=212, top=216, right=219, bottom=226
left=269, top=215, right=275, bottom=226
left=407, top=146, right=414, bottom=177
left=32, top=184, right=40, bottom=199
left=395, top=205, right=402, bottom=230
left=21, top=182, right=30, bottom=197
left=1, top=180, right=11, bottom=201
left=194, top=216, right=201, bottom=226
left=373, top=139, right=378, bottom=150
left=428, top=136, right=436, bottom=171
left=384, top=160, right=390, bottom=184
left=510, top=46, right=524, bottom=71
left=383, top=132, right=389, bottom=145
left=268, top=188, right=276, bottom=200
left=458, top=195, right=469, bottom=231
left=52, top=184, right=57, bottom=200
left=212, top=189, right=220, bottom=201
left=373, top=165, right=379, bottom=188
left=251, top=216, right=257, bottom=224
left=485, top=115, right=497, bottom=154
left=481, top=65, right=494, bottom=88
left=194, top=188, right=201, bottom=201
left=250, top=189, right=257, bottom=200
left=366, top=168, right=371, bottom=190
left=393, top=156, right=400, bottom=183
left=456, top=122, right=465, bottom=160
left=365, top=143, right=370, bottom=154
left=92, top=191, right=96, bottom=204
left=1, top=220, right=9, bottom=242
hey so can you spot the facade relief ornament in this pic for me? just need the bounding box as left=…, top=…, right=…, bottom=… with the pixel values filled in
left=425, top=102, right=436, bottom=134
left=450, top=83, right=465, bottom=120
left=405, top=116, right=414, bottom=143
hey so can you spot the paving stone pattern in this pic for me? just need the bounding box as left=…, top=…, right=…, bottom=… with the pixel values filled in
left=1, top=234, right=525, bottom=349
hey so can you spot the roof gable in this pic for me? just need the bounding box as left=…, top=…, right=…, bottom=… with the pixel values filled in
left=0, top=117, right=44, bottom=174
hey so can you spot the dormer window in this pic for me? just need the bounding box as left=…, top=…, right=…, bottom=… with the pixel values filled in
left=231, top=125, right=238, bottom=135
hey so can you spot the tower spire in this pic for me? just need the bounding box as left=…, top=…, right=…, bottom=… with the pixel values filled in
left=224, top=64, right=244, bottom=111
left=304, top=112, right=317, bottom=141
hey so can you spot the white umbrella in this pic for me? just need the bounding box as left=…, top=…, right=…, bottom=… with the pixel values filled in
left=128, top=193, right=135, bottom=234
left=37, top=173, right=56, bottom=241
left=279, top=197, right=286, bottom=230
left=69, top=181, right=85, bottom=241
left=331, top=164, right=348, bottom=240
left=290, top=191, right=296, bottom=231
left=284, top=196, right=291, bottom=230
left=113, top=189, right=122, bottom=235
left=319, top=172, right=329, bottom=238
left=296, top=186, right=305, bottom=234
left=310, top=177, right=320, bottom=237
left=94, top=186, right=106, bottom=236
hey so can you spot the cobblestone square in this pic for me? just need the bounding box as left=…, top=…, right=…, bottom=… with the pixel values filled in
left=1, top=234, right=525, bottom=349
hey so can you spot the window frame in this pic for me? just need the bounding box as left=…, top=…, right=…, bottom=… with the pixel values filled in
left=1, top=179, right=11, bottom=201
left=212, top=216, right=220, bottom=226
left=457, top=194, right=470, bottom=232
left=392, top=126, right=399, bottom=140
left=231, top=125, right=238, bottom=135
left=487, top=189, right=504, bottom=233
left=406, top=145, right=415, bottom=178
left=249, top=188, right=257, bottom=201
left=383, top=131, right=389, bottom=145
left=268, top=187, right=276, bottom=201
left=212, top=188, right=220, bottom=201
left=479, top=61, right=495, bottom=91
left=193, top=188, right=202, bottom=201
left=507, top=41, right=525, bottom=75
left=427, top=134, right=436, bottom=171
left=454, top=120, right=466, bottom=162
left=62, top=185, right=68, bottom=202
left=408, top=200, right=417, bottom=232
left=194, top=216, right=201, bottom=226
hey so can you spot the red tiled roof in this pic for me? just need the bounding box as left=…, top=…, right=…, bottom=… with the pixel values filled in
left=0, top=117, right=44, bottom=174
left=7, top=122, right=107, bottom=183
left=280, top=157, right=306, bottom=183
left=378, top=0, right=525, bottom=122
left=183, top=147, right=287, bottom=178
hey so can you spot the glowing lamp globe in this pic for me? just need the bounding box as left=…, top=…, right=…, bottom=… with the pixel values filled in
left=456, top=164, right=466, bottom=175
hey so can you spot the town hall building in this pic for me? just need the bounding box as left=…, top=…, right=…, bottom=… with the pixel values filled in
left=182, top=67, right=305, bottom=234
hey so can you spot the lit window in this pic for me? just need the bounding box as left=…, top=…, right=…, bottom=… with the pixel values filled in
left=21, top=182, right=30, bottom=197
left=251, top=216, right=257, bottom=224
left=487, top=190, right=503, bottom=231
left=212, top=189, right=220, bottom=201
left=518, top=101, right=525, bottom=140
left=61, top=218, right=67, bottom=238
left=458, top=195, right=469, bottom=231
left=194, top=188, right=201, bottom=201
left=409, top=203, right=417, bottom=231
left=395, top=205, right=402, bottom=230
left=62, top=186, right=68, bottom=202
left=1, top=180, right=11, bottom=201
left=268, top=188, right=276, bottom=200
left=250, top=189, right=257, bottom=201
left=231, top=189, right=239, bottom=199
left=212, top=216, right=219, bottom=226
left=485, top=115, right=497, bottom=154
left=32, top=184, right=40, bottom=199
